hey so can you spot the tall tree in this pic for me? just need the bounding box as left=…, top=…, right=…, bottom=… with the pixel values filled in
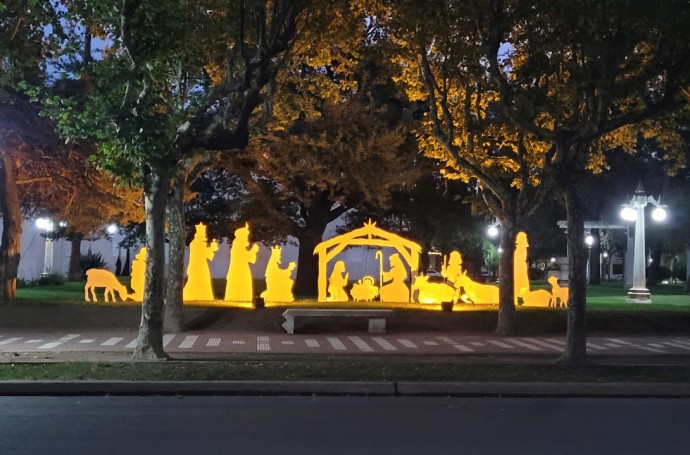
left=386, top=0, right=690, bottom=363
left=48, top=0, right=303, bottom=359
left=245, top=98, right=418, bottom=297
left=0, top=1, right=66, bottom=300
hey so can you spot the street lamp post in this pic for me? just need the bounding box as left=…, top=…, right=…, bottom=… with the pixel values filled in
left=620, top=181, right=667, bottom=304
left=35, top=217, right=54, bottom=276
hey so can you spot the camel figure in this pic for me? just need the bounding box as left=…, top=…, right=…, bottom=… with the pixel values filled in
left=412, top=275, right=456, bottom=304
left=85, top=269, right=130, bottom=302
left=455, top=271, right=499, bottom=304
left=548, top=276, right=569, bottom=308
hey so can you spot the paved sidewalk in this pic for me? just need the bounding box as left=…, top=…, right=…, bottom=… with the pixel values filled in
left=2, top=330, right=690, bottom=357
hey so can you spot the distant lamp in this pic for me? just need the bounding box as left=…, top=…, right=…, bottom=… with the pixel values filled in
left=35, top=217, right=54, bottom=275
left=106, top=224, right=118, bottom=235
left=620, top=181, right=669, bottom=304
left=36, top=217, right=54, bottom=232
left=584, top=233, right=594, bottom=247
left=550, top=257, right=556, bottom=263
left=651, top=207, right=667, bottom=222
left=602, top=252, right=609, bottom=258
left=58, top=221, right=68, bottom=228
left=620, top=207, right=637, bottom=222
left=487, top=225, right=499, bottom=238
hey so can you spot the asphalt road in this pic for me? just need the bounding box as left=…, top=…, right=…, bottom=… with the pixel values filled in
left=1, top=396, right=689, bottom=454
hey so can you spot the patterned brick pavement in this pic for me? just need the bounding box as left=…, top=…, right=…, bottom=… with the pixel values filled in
left=2, top=331, right=690, bottom=357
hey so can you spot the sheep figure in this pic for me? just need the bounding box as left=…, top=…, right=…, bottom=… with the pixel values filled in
left=85, top=269, right=130, bottom=302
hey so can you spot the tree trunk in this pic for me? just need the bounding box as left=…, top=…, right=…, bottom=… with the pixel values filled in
left=495, top=222, right=516, bottom=336
left=164, top=167, right=185, bottom=333
left=293, top=193, right=339, bottom=298
left=559, top=175, right=588, bottom=365
left=294, top=229, right=322, bottom=298
left=0, top=153, right=21, bottom=302
left=68, top=235, right=84, bottom=281
left=133, top=167, right=171, bottom=360
left=685, top=225, right=690, bottom=292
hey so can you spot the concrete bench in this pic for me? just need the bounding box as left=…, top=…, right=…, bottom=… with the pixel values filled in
left=281, top=309, right=393, bottom=334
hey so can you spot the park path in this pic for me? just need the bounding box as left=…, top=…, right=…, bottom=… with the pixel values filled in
left=1, top=330, right=690, bottom=357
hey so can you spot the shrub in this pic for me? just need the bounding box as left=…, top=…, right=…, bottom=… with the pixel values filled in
left=528, top=267, right=544, bottom=281
left=37, top=273, right=66, bottom=286
left=80, top=250, right=107, bottom=278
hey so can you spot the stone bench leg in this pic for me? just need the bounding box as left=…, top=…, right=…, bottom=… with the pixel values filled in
left=368, top=318, right=386, bottom=334
left=282, top=315, right=295, bottom=334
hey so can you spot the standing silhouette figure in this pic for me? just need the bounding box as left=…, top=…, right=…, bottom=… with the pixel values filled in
left=224, top=224, right=259, bottom=302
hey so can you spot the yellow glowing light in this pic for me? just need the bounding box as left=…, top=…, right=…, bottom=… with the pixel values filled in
left=84, top=269, right=130, bottom=302
left=224, top=223, right=259, bottom=302
left=547, top=276, right=569, bottom=308
left=514, top=232, right=530, bottom=306
left=129, top=247, right=147, bottom=301
left=313, top=220, right=421, bottom=302
left=411, top=275, right=455, bottom=304
left=183, top=223, right=219, bottom=301
left=260, top=245, right=296, bottom=303
left=456, top=271, right=499, bottom=304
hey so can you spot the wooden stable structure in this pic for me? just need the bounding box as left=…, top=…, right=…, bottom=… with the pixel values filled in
left=313, top=220, right=422, bottom=302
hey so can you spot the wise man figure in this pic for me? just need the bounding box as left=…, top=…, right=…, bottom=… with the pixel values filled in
left=224, top=223, right=259, bottom=302
left=183, top=223, right=219, bottom=301
left=260, top=245, right=296, bottom=302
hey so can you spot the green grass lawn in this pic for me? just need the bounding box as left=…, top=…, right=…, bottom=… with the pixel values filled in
left=1, top=360, right=690, bottom=383
left=17, top=279, right=688, bottom=309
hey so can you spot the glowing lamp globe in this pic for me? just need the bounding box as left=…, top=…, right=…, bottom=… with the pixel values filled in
left=651, top=207, right=667, bottom=222
left=106, top=224, right=118, bottom=235
left=620, top=207, right=637, bottom=222
left=487, top=225, right=499, bottom=238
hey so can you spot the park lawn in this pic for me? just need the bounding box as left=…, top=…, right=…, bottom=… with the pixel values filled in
left=11, top=279, right=688, bottom=335
left=15, top=279, right=688, bottom=309
left=1, top=360, right=690, bottom=383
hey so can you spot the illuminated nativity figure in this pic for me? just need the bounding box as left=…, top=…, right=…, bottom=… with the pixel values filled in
left=224, top=223, right=259, bottom=302
left=183, top=223, right=219, bottom=301
left=260, top=245, right=296, bottom=303
left=379, top=252, right=409, bottom=302
left=327, top=260, right=349, bottom=302
left=129, top=247, right=147, bottom=301
left=514, top=231, right=530, bottom=305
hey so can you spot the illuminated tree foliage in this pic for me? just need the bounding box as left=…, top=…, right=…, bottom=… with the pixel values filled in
left=245, top=3, right=424, bottom=296
left=246, top=97, right=418, bottom=296
left=384, top=0, right=553, bottom=336
left=386, top=0, right=690, bottom=363
left=47, top=0, right=303, bottom=359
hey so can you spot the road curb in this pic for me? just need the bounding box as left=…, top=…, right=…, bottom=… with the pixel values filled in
left=396, top=381, right=690, bottom=397
left=2, top=380, right=690, bottom=397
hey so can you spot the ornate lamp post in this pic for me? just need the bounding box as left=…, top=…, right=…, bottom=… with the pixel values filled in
left=620, top=181, right=667, bottom=303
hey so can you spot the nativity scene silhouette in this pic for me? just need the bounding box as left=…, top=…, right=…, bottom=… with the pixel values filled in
left=84, top=220, right=567, bottom=309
